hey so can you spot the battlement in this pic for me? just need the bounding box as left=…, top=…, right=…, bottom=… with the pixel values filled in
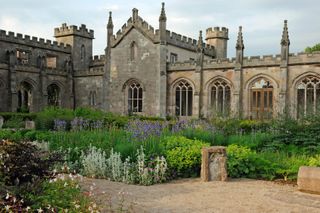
left=166, top=30, right=215, bottom=57
left=91, top=55, right=106, bottom=66
left=0, top=29, right=71, bottom=52
left=54, top=23, right=94, bottom=39
left=289, top=51, right=320, bottom=65
left=112, top=14, right=157, bottom=47
left=206, top=27, right=229, bottom=40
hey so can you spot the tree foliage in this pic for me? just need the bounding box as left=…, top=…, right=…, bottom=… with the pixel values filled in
left=305, top=43, right=320, bottom=53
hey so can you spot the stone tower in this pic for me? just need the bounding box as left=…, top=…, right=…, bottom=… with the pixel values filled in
left=205, top=27, right=229, bottom=59
left=54, top=23, right=94, bottom=71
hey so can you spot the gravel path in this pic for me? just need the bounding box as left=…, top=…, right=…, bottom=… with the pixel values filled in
left=81, top=178, right=320, bottom=213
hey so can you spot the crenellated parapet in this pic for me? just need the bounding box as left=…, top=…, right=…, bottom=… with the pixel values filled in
left=168, top=51, right=320, bottom=72
left=289, top=51, right=320, bottom=65
left=74, top=66, right=104, bottom=77
left=167, top=61, right=196, bottom=71
left=90, top=55, right=106, bottom=67
left=54, top=23, right=94, bottom=39
left=166, top=30, right=215, bottom=57
left=0, top=29, right=71, bottom=53
left=111, top=16, right=158, bottom=47
left=206, top=27, right=228, bottom=40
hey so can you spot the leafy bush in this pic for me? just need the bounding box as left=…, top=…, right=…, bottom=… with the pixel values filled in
left=80, top=145, right=108, bottom=178
left=162, top=136, right=209, bottom=178
left=25, top=179, right=96, bottom=212
left=0, top=140, right=61, bottom=186
left=2, top=115, right=25, bottom=129
left=270, top=115, right=320, bottom=153
left=35, top=107, right=74, bottom=130
left=79, top=145, right=167, bottom=185
left=226, top=144, right=275, bottom=179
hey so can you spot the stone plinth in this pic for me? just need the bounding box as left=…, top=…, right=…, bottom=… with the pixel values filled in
left=297, top=166, right=320, bottom=194
left=0, top=116, right=3, bottom=129
left=201, top=146, right=227, bottom=182
left=25, top=120, right=35, bottom=130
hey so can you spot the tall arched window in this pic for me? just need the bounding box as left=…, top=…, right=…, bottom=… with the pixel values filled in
left=89, top=91, right=96, bottom=106
left=128, top=82, right=143, bottom=113
left=130, top=41, right=137, bottom=61
left=296, top=76, right=320, bottom=118
left=80, top=45, right=85, bottom=61
left=18, top=81, right=33, bottom=112
left=250, top=78, right=273, bottom=120
left=210, top=79, right=231, bottom=117
left=175, top=80, right=193, bottom=116
left=47, top=84, right=60, bottom=106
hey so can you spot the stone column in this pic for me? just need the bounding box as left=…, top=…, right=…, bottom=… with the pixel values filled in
left=279, top=20, right=290, bottom=116
left=8, top=50, right=18, bottom=112
left=233, top=26, right=244, bottom=118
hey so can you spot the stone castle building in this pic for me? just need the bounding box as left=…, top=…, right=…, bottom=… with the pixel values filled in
left=1, top=3, right=320, bottom=119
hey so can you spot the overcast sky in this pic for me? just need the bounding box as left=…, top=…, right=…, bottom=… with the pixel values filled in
left=1, top=0, right=319, bottom=57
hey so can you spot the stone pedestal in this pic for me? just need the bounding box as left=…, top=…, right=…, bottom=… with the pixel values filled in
left=0, top=116, right=3, bottom=129
left=297, top=166, right=320, bottom=194
left=201, top=146, right=227, bottom=181
left=25, top=120, right=35, bottom=130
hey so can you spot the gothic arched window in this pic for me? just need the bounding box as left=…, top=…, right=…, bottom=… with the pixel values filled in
left=210, top=79, right=231, bottom=116
left=89, top=91, right=97, bottom=106
left=47, top=84, right=60, bottom=106
left=81, top=45, right=85, bottom=61
left=130, top=42, right=137, bottom=61
left=296, top=76, right=320, bottom=118
left=18, top=81, right=33, bottom=112
left=175, top=80, right=193, bottom=116
left=128, top=82, right=143, bottom=113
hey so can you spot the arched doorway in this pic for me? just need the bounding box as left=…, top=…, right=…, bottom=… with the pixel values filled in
left=250, top=78, right=273, bottom=120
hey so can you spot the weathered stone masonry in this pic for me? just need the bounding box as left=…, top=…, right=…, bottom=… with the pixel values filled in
left=1, top=3, right=320, bottom=119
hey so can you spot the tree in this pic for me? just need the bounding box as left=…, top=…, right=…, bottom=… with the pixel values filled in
left=305, top=43, right=320, bottom=53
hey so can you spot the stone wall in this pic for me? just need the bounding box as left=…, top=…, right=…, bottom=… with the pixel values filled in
left=108, top=28, right=161, bottom=116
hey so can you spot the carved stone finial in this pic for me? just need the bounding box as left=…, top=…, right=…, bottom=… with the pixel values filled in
left=132, top=8, right=139, bottom=22
left=236, top=26, right=244, bottom=50
left=159, top=2, right=167, bottom=22
left=198, top=30, right=203, bottom=49
left=107, top=11, right=113, bottom=29
left=281, top=20, right=290, bottom=46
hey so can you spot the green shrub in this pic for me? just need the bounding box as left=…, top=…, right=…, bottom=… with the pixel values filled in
left=35, top=107, right=73, bottom=130
left=104, top=113, right=129, bottom=128
left=162, top=136, right=209, bottom=178
left=181, top=128, right=215, bottom=144
left=74, top=107, right=105, bottom=120
left=0, top=129, right=14, bottom=139
left=226, top=144, right=275, bottom=180
left=25, top=179, right=95, bottom=211
left=3, top=115, right=25, bottom=129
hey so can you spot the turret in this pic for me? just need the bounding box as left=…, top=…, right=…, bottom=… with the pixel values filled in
left=54, top=23, right=94, bottom=71
left=159, top=2, right=167, bottom=44
left=205, top=27, right=229, bottom=59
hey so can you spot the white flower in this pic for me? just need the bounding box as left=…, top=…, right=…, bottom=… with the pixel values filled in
left=5, top=205, right=11, bottom=211
left=75, top=204, right=80, bottom=209
left=25, top=206, right=31, bottom=211
left=37, top=207, right=43, bottom=213
left=5, top=192, right=10, bottom=200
